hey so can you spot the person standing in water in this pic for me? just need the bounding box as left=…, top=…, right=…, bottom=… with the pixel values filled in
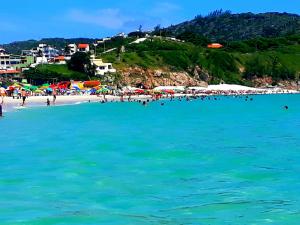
left=0, top=102, right=3, bottom=117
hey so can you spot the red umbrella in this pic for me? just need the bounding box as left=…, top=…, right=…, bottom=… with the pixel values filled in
left=8, top=86, right=15, bottom=91
left=50, top=84, right=58, bottom=89
left=84, top=81, right=101, bottom=88
left=135, top=89, right=145, bottom=94
left=163, top=90, right=175, bottom=94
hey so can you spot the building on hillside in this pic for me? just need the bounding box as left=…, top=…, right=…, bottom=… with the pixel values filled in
left=22, top=44, right=60, bottom=63
left=0, top=48, right=34, bottom=71
left=67, top=44, right=77, bottom=55
left=0, top=68, right=21, bottom=78
left=207, top=43, right=223, bottom=49
left=54, top=56, right=66, bottom=64
left=0, top=48, right=12, bottom=69
left=90, top=55, right=116, bottom=76
left=77, top=44, right=90, bottom=53
left=114, top=32, right=127, bottom=38
left=97, top=38, right=111, bottom=44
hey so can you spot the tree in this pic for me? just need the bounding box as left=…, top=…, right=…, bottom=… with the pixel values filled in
left=243, top=56, right=267, bottom=79
left=67, top=52, right=95, bottom=76
left=64, top=45, right=71, bottom=54
left=138, top=25, right=143, bottom=32
left=128, top=31, right=146, bottom=38
left=176, top=31, right=210, bottom=47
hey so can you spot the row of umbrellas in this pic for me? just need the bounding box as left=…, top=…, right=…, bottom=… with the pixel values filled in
left=1, top=81, right=177, bottom=95
left=1, top=81, right=111, bottom=94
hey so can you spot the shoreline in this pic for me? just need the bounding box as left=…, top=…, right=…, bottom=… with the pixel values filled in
left=1, top=90, right=299, bottom=113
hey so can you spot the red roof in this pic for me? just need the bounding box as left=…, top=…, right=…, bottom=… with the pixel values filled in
left=0, top=70, right=21, bottom=74
left=208, top=43, right=223, bottom=49
left=55, top=56, right=65, bottom=61
left=78, top=44, right=89, bottom=49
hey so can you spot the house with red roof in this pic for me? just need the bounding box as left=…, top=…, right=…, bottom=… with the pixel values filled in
left=77, top=44, right=90, bottom=53
left=0, top=69, right=21, bottom=78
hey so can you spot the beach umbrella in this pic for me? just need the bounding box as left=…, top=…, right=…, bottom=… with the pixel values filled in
left=90, top=88, right=97, bottom=94
left=13, top=83, right=21, bottom=87
left=29, top=86, right=38, bottom=91
left=47, top=87, right=53, bottom=92
left=96, top=88, right=109, bottom=93
left=84, top=80, right=101, bottom=88
left=135, top=89, right=145, bottom=94
left=166, top=90, right=175, bottom=94
left=23, top=86, right=31, bottom=91
left=8, top=86, right=15, bottom=91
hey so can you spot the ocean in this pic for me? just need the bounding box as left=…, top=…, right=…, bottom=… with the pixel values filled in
left=0, top=94, right=300, bottom=224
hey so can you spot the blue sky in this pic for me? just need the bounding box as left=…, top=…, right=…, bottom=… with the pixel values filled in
left=1, top=0, right=300, bottom=43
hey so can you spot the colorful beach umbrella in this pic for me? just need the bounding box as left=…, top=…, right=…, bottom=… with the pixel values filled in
left=135, top=89, right=145, bottom=94
left=29, top=86, right=38, bottom=91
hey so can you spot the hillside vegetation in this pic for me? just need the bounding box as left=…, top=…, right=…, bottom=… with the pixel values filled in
left=159, top=11, right=300, bottom=41
left=100, top=34, right=300, bottom=85
left=24, top=64, right=88, bottom=85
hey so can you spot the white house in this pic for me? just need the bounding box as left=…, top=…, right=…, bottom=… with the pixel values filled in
left=90, top=55, right=116, bottom=76
left=0, top=48, right=22, bottom=70
left=67, top=44, right=77, bottom=55
left=22, top=43, right=60, bottom=64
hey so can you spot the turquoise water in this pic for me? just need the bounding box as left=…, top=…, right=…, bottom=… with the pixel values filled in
left=1, top=94, right=300, bottom=225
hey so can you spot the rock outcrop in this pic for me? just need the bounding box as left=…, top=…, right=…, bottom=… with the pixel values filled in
left=119, top=67, right=207, bottom=88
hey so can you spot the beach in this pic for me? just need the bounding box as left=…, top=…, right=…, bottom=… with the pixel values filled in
left=1, top=84, right=298, bottom=113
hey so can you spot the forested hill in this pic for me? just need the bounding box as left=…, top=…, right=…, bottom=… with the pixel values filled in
left=158, top=11, right=300, bottom=41
left=1, top=38, right=97, bottom=54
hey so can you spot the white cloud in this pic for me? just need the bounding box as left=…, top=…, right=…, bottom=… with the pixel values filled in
left=66, top=3, right=181, bottom=34
left=67, top=8, right=133, bottom=29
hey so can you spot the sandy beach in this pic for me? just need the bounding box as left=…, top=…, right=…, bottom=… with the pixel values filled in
left=1, top=94, right=153, bottom=112
left=1, top=84, right=298, bottom=113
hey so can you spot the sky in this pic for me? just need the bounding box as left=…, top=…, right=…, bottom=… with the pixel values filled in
left=1, top=0, right=300, bottom=44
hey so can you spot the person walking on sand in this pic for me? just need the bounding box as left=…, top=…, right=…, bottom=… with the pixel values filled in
left=52, top=89, right=57, bottom=104
left=0, top=87, right=6, bottom=104
left=21, top=89, right=27, bottom=106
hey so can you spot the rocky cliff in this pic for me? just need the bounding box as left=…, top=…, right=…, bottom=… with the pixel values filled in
left=119, top=67, right=207, bottom=88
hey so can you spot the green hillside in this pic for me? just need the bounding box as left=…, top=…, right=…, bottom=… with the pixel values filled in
left=100, top=35, right=300, bottom=85
left=24, top=64, right=88, bottom=84
left=159, top=11, right=300, bottom=41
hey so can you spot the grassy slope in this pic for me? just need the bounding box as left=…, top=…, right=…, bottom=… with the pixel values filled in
left=100, top=38, right=300, bottom=84
left=35, top=38, right=300, bottom=84
left=234, top=45, right=300, bottom=71
left=36, top=64, right=87, bottom=79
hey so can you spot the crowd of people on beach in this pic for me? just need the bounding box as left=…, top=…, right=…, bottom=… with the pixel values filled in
left=0, top=80, right=297, bottom=117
